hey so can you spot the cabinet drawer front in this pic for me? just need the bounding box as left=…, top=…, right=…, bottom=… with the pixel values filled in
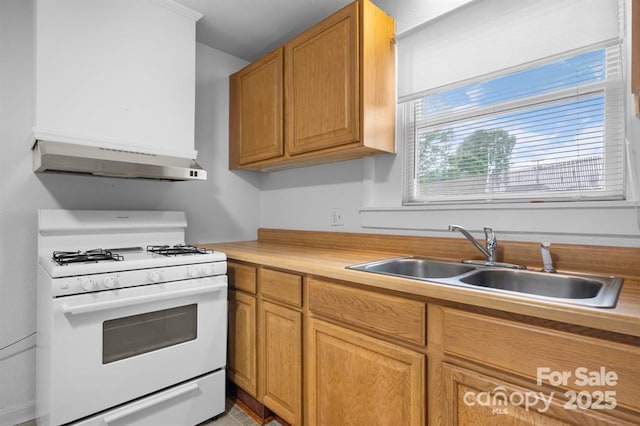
left=261, top=268, right=302, bottom=307
left=228, top=262, right=257, bottom=294
left=442, top=309, right=640, bottom=413
left=308, top=277, right=426, bottom=345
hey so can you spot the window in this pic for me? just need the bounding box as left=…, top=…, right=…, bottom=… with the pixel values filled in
left=397, top=0, right=624, bottom=205
left=403, top=44, right=625, bottom=204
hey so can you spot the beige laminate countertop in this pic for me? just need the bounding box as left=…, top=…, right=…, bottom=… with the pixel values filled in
left=200, top=240, right=640, bottom=338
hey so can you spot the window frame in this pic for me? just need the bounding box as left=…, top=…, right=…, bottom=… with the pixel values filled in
left=402, top=42, right=626, bottom=206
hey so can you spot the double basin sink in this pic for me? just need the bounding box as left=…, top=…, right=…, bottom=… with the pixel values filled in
left=347, top=257, right=623, bottom=308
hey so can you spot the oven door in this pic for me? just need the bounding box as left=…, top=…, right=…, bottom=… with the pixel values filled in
left=49, top=276, right=227, bottom=426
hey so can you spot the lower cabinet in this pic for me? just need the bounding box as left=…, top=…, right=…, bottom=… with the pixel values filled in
left=259, top=300, right=302, bottom=425
left=227, top=289, right=257, bottom=396
left=434, top=306, right=640, bottom=425
left=442, top=363, right=634, bottom=426
left=307, top=318, right=426, bottom=426
left=225, top=260, right=640, bottom=426
left=226, top=263, right=304, bottom=424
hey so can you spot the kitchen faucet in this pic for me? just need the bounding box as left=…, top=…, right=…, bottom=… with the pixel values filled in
left=448, top=224, right=525, bottom=269
left=448, top=224, right=496, bottom=263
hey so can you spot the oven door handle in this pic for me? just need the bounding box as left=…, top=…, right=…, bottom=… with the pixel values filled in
left=103, top=381, right=199, bottom=423
left=61, top=284, right=226, bottom=315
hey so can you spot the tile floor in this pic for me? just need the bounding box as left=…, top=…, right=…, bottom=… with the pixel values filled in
left=201, top=399, right=281, bottom=426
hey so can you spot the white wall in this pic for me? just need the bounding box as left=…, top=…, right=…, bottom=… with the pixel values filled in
left=260, top=1, right=640, bottom=248
left=0, top=1, right=257, bottom=423
left=260, top=118, right=640, bottom=246
left=260, top=159, right=366, bottom=231
left=187, top=44, right=260, bottom=245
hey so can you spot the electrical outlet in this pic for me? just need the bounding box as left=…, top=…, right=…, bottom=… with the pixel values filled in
left=330, top=208, right=343, bottom=226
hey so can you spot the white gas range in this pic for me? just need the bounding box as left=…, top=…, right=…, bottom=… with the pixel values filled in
left=36, top=210, right=228, bottom=426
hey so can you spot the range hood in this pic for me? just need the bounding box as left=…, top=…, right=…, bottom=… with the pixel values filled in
left=32, top=0, right=205, bottom=182
left=32, top=140, right=207, bottom=181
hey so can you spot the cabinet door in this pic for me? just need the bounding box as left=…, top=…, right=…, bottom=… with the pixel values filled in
left=227, top=290, right=257, bottom=396
left=259, top=301, right=302, bottom=425
left=285, top=2, right=359, bottom=155
left=442, top=363, right=636, bottom=426
left=230, top=48, right=283, bottom=167
left=308, top=319, right=425, bottom=426
left=441, top=308, right=640, bottom=414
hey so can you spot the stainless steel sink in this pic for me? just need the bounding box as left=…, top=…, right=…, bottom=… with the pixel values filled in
left=461, top=269, right=604, bottom=298
left=347, top=257, right=475, bottom=279
left=347, top=257, right=623, bottom=308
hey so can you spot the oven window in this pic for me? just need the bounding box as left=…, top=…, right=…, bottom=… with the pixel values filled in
left=103, top=304, right=197, bottom=364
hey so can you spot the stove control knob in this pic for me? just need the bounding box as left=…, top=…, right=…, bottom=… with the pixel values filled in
left=202, top=264, right=214, bottom=276
left=81, top=278, right=96, bottom=291
left=102, top=275, right=117, bottom=289
left=187, top=267, right=199, bottom=278
left=148, top=271, right=162, bottom=283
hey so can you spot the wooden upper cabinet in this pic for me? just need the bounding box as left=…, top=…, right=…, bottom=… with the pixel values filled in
left=229, top=0, right=395, bottom=171
left=229, top=48, right=284, bottom=167
left=285, top=2, right=359, bottom=154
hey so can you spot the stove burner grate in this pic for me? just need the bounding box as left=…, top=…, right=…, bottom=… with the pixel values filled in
left=53, top=249, right=124, bottom=266
left=147, top=244, right=212, bottom=256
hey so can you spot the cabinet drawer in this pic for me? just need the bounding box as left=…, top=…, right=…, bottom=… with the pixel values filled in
left=261, top=268, right=302, bottom=307
left=228, top=261, right=257, bottom=294
left=442, top=308, right=640, bottom=413
left=308, top=277, right=426, bottom=345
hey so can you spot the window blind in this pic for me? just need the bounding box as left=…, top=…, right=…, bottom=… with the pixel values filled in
left=403, top=43, right=625, bottom=204
left=397, top=0, right=621, bottom=101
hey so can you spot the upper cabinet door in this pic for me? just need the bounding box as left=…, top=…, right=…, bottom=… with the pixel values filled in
left=230, top=48, right=284, bottom=166
left=285, top=2, right=359, bottom=155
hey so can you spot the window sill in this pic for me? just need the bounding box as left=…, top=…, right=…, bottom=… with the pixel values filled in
left=359, top=200, right=640, bottom=247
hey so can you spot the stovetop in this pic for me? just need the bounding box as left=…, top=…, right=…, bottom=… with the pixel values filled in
left=53, top=249, right=125, bottom=265
left=40, top=244, right=226, bottom=278
left=146, top=244, right=213, bottom=257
